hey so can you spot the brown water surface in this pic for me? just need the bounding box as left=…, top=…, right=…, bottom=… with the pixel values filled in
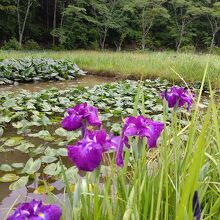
left=0, top=75, right=114, bottom=93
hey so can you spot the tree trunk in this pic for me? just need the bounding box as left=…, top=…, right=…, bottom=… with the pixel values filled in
left=142, top=33, right=145, bottom=51
left=141, top=8, right=146, bottom=51
left=100, top=28, right=108, bottom=50
left=17, top=0, right=21, bottom=45
left=210, top=32, right=216, bottom=51
left=53, top=0, right=57, bottom=46
left=46, top=0, right=50, bottom=30
left=17, top=0, right=32, bottom=46
left=177, top=25, right=184, bottom=52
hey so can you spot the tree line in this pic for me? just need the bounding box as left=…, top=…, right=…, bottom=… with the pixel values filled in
left=0, top=0, right=220, bottom=51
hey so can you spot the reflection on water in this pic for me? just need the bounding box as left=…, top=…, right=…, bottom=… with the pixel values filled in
left=0, top=75, right=114, bottom=93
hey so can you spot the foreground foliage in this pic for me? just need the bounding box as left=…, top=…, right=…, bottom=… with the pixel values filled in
left=0, top=58, right=85, bottom=85
left=58, top=86, right=220, bottom=220
left=1, top=78, right=219, bottom=220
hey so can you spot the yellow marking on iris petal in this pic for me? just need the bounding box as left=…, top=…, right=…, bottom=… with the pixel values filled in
left=38, top=213, right=44, bottom=217
left=87, top=126, right=93, bottom=131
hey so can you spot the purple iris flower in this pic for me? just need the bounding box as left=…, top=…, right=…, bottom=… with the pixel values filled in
left=61, top=103, right=101, bottom=133
left=7, top=199, right=62, bottom=220
left=161, top=86, right=194, bottom=110
left=68, top=129, right=119, bottom=172
left=116, top=116, right=164, bottom=167
left=193, top=191, right=201, bottom=220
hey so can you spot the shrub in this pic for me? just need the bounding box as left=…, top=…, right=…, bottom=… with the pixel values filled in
left=179, top=45, right=196, bottom=53
left=1, top=37, right=21, bottom=50
left=23, top=39, right=40, bottom=50
left=211, top=46, right=220, bottom=55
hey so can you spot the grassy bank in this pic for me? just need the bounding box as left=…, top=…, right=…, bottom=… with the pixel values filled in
left=0, top=50, right=220, bottom=87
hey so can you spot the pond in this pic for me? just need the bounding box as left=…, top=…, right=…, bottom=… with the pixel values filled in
left=0, top=75, right=115, bottom=217
left=0, top=75, right=114, bottom=93
left=0, top=75, right=210, bottom=219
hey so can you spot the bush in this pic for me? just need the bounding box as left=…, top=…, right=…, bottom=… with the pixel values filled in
left=23, top=39, right=40, bottom=50
left=50, top=44, right=65, bottom=51
left=1, top=38, right=21, bottom=50
left=179, top=45, right=196, bottom=53
left=211, top=46, right=220, bottom=55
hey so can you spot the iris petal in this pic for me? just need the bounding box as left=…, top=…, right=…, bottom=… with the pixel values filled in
left=145, top=121, right=164, bottom=148
left=68, top=143, right=102, bottom=172
left=62, top=103, right=101, bottom=132
left=193, top=191, right=201, bottom=220
left=7, top=200, right=62, bottom=220
left=61, top=114, right=82, bottom=131
left=161, top=86, right=194, bottom=110
left=117, top=116, right=164, bottom=167
left=85, top=106, right=101, bottom=127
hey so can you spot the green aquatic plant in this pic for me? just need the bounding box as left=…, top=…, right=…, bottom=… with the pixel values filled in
left=0, top=58, right=86, bottom=85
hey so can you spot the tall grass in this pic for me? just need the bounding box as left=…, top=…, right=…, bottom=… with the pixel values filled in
left=0, top=50, right=220, bottom=88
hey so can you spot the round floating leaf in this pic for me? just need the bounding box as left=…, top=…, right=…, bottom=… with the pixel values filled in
left=0, top=173, right=19, bottom=183
left=41, top=156, right=57, bottom=163
left=57, top=148, right=68, bottom=157
left=9, top=176, right=29, bottom=190
left=34, top=184, right=54, bottom=194
left=111, top=123, right=122, bottom=133
left=63, top=167, right=78, bottom=183
left=4, top=137, right=24, bottom=147
left=22, top=158, right=41, bottom=174
left=0, top=164, right=14, bottom=172
left=0, top=146, right=5, bottom=152
left=55, top=128, right=69, bottom=137
left=44, top=147, right=57, bottom=157
left=15, top=142, right=35, bottom=153
left=0, top=127, right=4, bottom=137
left=29, top=130, right=54, bottom=141
left=11, top=163, right=24, bottom=169
left=43, top=162, right=61, bottom=176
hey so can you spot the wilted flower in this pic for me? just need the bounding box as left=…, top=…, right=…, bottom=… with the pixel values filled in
left=116, top=116, right=164, bottom=167
left=61, top=102, right=101, bottom=133
left=68, top=129, right=119, bottom=171
left=161, top=86, right=194, bottom=110
left=7, top=199, right=62, bottom=220
left=193, top=191, right=201, bottom=220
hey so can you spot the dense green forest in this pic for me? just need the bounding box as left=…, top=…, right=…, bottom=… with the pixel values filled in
left=0, top=0, right=220, bottom=51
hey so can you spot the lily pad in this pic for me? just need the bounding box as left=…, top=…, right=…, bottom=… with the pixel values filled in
left=0, top=173, right=19, bottom=183
left=11, top=163, right=24, bottom=169
left=55, top=128, right=69, bottom=137
left=22, top=158, right=41, bottom=174
left=9, top=176, right=29, bottom=190
left=4, top=137, right=24, bottom=147
left=15, top=142, right=35, bottom=153
left=41, top=156, right=57, bottom=163
left=28, top=130, right=54, bottom=141
left=57, top=148, right=68, bottom=157
left=33, top=184, right=55, bottom=194
left=0, top=127, right=4, bottom=137
left=43, top=162, right=61, bottom=176
left=0, top=164, right=14, bottom=172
